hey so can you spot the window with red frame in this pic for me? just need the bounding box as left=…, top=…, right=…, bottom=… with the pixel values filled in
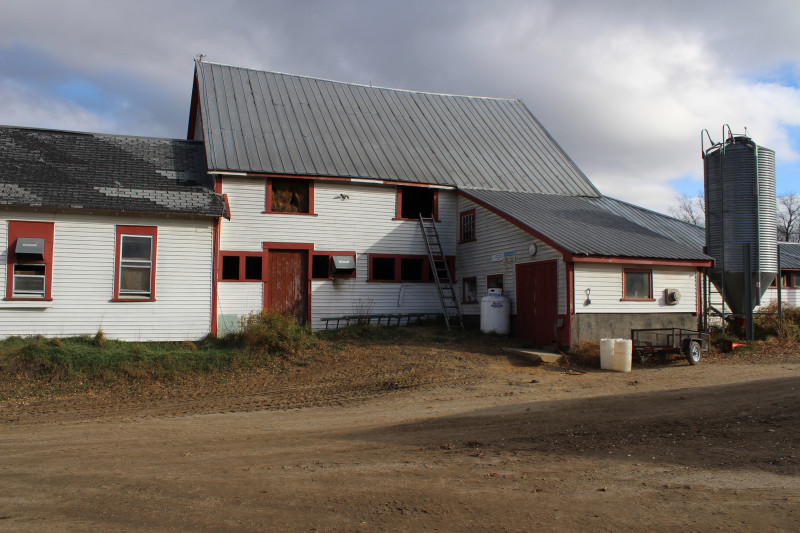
left=622, top=268, right=653, bottom=300
left=220, top=252, right=264, bottom=281
left=487, top=274, right=503, bottom=291
left=368, top=254, right=454, bottom=282
left=115, top=226, right=157, bottom=301
left=397, top=186, right=437, bottom=220
left=771, top=271, right=798, bottom=288
left=460, top=209, right=476, bottom=243
left=6, top=221, right=54, bottom=300
left=265, top=178, right=314, bottom=214
left=311, top=252, right=357, bottom=280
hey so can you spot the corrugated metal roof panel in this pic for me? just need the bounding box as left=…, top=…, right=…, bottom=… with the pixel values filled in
left=779, top=243, right=800, bottom=269
left=463, top=189, right=711, bottom=261
left=195, top=62, right=600, bottom=196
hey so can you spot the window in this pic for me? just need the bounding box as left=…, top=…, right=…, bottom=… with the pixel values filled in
left=487, top=274, right=504, bottom=291
left=368, top=254, right=455, bottom=282
left=463, top=277, right=477, bottom=303
left=396, top=186, right=438, bottom=220
left=622, top=268, right=653, bottom=300
left=311, top=252, right=357, bottom=280
left=220, top=252, right=264, bottom=281
left=114, top=226, right=157, bottom=301
left=460, top=209, right=476, bottom=243
left=781, top=272, right=797, bottom=288
left=265, top=178, right=314, bottom=214
left=6, top=221, right=54, bottom=300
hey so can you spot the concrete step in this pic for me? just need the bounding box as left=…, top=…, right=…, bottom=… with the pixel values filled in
left=502, top=347, right=563, bottom=364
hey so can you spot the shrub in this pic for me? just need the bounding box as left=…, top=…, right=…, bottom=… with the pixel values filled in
left=754, top=302, right=800, bottom=340
left=567, top=341, right=600, bottom=367
left=230, top=310, right=317, bottom=357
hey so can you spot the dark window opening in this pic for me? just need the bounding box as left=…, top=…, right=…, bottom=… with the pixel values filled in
left=487, top=275, right=503, bottom=290
left=221, top=256, right=240, bottom=280
left=463, top=277, right=477, bottom=303
left=245, top=256, right=263, bottom=280
left=312, top=255, right=330, bottom=279
left=400, top=257, right=425, bottom=281
left=271, top=179, right=310, bottom=213
left=400, top=186, right=435, bottom=219
left=372, top=257, right=396, bottom=281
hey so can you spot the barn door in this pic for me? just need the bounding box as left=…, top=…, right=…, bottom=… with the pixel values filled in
left=267, top=249, right=309, bottom=324
left=516, top=261, right=558, bottom=345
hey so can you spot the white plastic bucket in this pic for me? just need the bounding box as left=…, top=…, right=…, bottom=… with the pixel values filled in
left=599, top=338, right=616, bottom=370
left=611, top=339, right=633, bottom=373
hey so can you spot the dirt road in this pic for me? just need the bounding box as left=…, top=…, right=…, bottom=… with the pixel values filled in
left=2, top=344, right=799, bottom=531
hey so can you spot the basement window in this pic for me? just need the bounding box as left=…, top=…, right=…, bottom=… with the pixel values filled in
left=622, top=268, right=653, bottom=301
left=397, top=186, right=437, bottom=220
left=266, top=178, right=313, bottom=214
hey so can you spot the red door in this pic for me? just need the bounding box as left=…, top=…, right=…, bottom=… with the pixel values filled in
left=267, top=249, right=309, bottom=324
left=516, top=261, right=558, bottom=345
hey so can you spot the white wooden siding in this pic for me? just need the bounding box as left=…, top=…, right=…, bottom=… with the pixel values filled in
left=574, top=263, right=697, bottom=314
left=218, top=178, right=456, bottom=329
left=455, top=197, right=566, bottom=315
left=760, top=287, right=800, bottom=307
left=0, top=211, right=214, bottom=341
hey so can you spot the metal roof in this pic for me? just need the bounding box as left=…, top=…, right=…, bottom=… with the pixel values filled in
left=584, top=196, right=706, bottom=251
left=463, top=189, right=712, bottom=261
left=192, top=61, right=600, bottom=196
left=778, top=243, right=800, bottom=269
left=0, top=126, right=225, bottom=217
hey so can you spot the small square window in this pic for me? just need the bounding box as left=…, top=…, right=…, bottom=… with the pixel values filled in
left=270, top=179, right=310, bottom=213
left=222, top=256, right=240, bottom=280
left=371, top=257, right=396, bottom=281
left=245, top=256, right=263, bottom=280
left=398, top=186, right=436, bottom=219
left=312, top=255, right=330, bottom=279
left=400, top=257, right=425, bottom=281
left=624, top=269, right=652, bottom=300
left=13, top=264, right=46, bottom=298
left=487, top=274, right=503, bottom=290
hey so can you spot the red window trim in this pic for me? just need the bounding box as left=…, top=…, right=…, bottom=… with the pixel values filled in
left=312, top=251, right=357, bottom=280
left=113, top=225, right=157, bottom=302
left=487, top=273, right=504, bottom=291
left=462, top=276, right=478, bottom=303
left=459, top=209, right=476, bottom=243
left=394, top=186, right=439, bottom=222
left=5, top=220, right=55, bottom=301
left=263, top=177, right=317, bottom=216
left=367, top=254, right=455, bottom=282
left=219, top=251, right=267, bottom=282
left=620, top=267, right=655, bottom=301
left=771, top=270, right=800, bottom=289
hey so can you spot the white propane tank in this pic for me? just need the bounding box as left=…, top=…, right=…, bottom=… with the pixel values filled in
left=480, top=288, right=511, bottom=334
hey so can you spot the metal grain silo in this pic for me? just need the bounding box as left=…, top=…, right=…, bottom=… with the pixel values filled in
left=703, top=132, right=777, bottom=316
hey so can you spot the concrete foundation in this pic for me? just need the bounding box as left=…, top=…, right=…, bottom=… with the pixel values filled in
left=571, top=313, right=699, bottom=345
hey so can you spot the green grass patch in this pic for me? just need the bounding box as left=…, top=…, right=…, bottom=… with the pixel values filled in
left=0, top=311, right=320, bottom=383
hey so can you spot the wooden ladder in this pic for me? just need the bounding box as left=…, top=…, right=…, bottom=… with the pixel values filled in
left=419, top=215, right=464, bottom=330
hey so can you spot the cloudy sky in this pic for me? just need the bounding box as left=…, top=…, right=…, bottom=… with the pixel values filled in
left=1, top=0, right=799, bottom=212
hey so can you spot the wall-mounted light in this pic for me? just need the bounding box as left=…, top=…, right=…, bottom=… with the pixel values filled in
left=337, top=193, right=350, bottom=200
left=584, top=287, right=591, bottom=306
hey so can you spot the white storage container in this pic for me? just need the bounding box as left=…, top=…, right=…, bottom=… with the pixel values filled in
left=600, top=338, right=616, bottom=369
left=600, top=338, right=632, bottom=372
left=480, top=288, right=511, bottom=334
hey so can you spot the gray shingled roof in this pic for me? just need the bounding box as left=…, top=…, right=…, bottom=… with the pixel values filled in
left=0, top=126, right=225, bottom=217
left=192, top=61, right=600, bottom=197
left=463, top=189, right=712, bottom=261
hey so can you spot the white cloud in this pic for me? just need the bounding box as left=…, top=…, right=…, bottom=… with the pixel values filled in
left=1, top=0, right=799, bottom=212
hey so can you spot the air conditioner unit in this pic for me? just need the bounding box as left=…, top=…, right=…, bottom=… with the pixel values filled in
left=665, top=288, right=681, bottom=305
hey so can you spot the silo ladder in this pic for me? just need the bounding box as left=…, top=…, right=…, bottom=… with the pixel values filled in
left=419, top=215, right=464, bottom=330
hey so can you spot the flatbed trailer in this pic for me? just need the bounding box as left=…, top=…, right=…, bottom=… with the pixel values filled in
left=630, top=328, right=711, bottom=365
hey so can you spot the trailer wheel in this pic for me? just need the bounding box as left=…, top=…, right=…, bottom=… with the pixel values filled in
left=684, top=340, right=702, bottom=365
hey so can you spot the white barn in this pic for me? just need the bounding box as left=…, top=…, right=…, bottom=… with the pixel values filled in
left=1, top=61, right=715, bottom=346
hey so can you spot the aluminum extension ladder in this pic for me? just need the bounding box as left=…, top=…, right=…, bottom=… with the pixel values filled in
left=419, top=215, right=464, bottom=330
